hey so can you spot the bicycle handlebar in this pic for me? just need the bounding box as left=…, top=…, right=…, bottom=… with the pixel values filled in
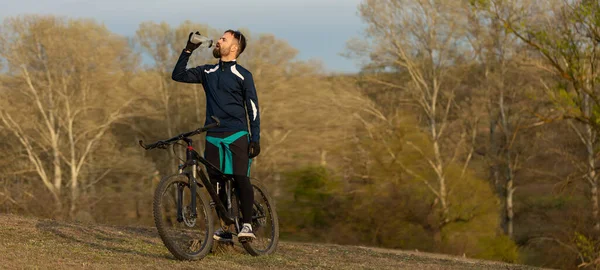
left=138, top=116, right=221, bottom=150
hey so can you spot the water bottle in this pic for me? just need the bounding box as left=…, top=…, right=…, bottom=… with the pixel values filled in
left=190, top=33, right=213, bottom=48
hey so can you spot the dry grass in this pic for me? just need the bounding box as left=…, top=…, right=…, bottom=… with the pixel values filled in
left=0, top=214, right=550, bottom=270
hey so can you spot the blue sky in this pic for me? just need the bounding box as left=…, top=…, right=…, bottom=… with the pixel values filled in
left=0, top=0, right=367, bottom=74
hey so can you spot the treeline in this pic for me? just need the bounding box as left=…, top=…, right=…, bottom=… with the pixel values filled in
left=0, top=0, right=599, bottom=269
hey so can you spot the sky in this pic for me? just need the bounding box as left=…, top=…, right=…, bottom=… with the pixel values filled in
left=0, top=0, right=367, bottom=74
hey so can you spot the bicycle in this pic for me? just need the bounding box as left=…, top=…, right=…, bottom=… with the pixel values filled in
left=138, top=116, right=279, bottom=260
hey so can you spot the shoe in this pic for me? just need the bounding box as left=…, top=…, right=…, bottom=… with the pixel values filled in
left=238, top=223, right=256, bottom=240
left=213, top=227, right=233, bottom=242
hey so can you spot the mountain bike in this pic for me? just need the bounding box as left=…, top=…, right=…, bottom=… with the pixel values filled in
left=138, top=116, right=279, bottom=260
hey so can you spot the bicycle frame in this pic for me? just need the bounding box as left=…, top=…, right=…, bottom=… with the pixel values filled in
left=177, top=136, right=238, bottom=226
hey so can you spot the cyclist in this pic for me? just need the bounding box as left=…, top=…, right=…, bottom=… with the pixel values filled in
left=171, top=29, right=261, bottom=241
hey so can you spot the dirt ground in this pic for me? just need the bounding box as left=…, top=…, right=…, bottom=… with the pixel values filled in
left=0, top=214, right=550, bottom=270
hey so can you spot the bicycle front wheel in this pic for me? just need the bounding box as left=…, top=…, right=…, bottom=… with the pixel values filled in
left=153, top=173, right=214, bottom=260
left=241, top=179, right=280, bottom=256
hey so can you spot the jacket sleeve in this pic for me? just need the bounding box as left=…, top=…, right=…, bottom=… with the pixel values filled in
left=171, top=50, right=203, bottom=83
left=244, top=72, right=260, bottom=142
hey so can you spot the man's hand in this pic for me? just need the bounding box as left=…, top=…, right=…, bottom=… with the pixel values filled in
left=249, top=141, right=260, bottom=159
left=185, top=31, right=201, bottom=53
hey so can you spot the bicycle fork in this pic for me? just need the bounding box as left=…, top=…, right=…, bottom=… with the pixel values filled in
left=176, top=163, right=199, bottom=223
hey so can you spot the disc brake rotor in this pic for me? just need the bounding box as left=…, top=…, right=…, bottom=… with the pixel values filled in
left=182, top=205, right=197, bottom=227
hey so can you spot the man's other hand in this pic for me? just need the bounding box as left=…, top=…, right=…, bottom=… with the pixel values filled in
left=249, top=141, right=260, bottom=159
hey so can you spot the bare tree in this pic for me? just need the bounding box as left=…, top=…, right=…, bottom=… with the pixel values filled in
left=354, top=0, right=481, bottom=241
left=480, top=0, right=600, bottom=233
left=464, top=1, right=549, bottom=238
left=0, top=15, right=139, bottom=217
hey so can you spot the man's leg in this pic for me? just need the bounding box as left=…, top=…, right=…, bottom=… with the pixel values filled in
left=205, top=134, right=227, bottom=206
left=205, top=133, right=232, bottom=242
left=228, top=133, right=255, bottom=239
left=233, top=175, right=254, bottom=224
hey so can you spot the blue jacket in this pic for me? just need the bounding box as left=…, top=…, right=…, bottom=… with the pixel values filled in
left=171, top=50, right=260, bottom=142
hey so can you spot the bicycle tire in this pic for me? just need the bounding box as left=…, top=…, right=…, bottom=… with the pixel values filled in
left=153, top=173, right=215, bottom=260
left=241, top=179, right=280, bottom=256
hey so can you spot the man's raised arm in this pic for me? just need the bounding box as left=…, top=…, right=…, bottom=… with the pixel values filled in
left=172, top=32, right=204, bottom=83
left=171, top=50, right=203, bottom=83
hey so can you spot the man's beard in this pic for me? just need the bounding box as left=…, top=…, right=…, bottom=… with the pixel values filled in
left=213, top=46, right=230, bottom=59
left=212, top=47, right=221, bottom=58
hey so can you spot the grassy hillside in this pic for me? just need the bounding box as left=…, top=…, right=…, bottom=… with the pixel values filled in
left=0, top=214, right=548, bottom=269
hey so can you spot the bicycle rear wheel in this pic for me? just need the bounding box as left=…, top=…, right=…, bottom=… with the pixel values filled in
left=153, top=174, right=214, bottom=260
left=241, top=179, right=279, bottom=256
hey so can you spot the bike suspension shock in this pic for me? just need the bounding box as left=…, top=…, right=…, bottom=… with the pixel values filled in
left=189, top=164, right=198, bottom=218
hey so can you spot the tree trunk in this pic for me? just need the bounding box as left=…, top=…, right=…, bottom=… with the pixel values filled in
left=193, top=85, right=205, bottom=154
left=431, top=122, right=449, bottom=224
left=51, top=138, right=63, bottom=212
left=591, top=173, right=598, bottom=231
left=160, top=76, right=177, bottom=171
left=499, top=87, right=515, bottom=238
left=69, top=171, right=79, bottom=219
left=506, top=174, right=514, bottom=237
left=586, top=137, right=598, bottom=231
left=584, top=94, right=599, bottom=231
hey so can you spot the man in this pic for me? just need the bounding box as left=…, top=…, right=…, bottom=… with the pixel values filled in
left=171, top=30, right=260, bottom=241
